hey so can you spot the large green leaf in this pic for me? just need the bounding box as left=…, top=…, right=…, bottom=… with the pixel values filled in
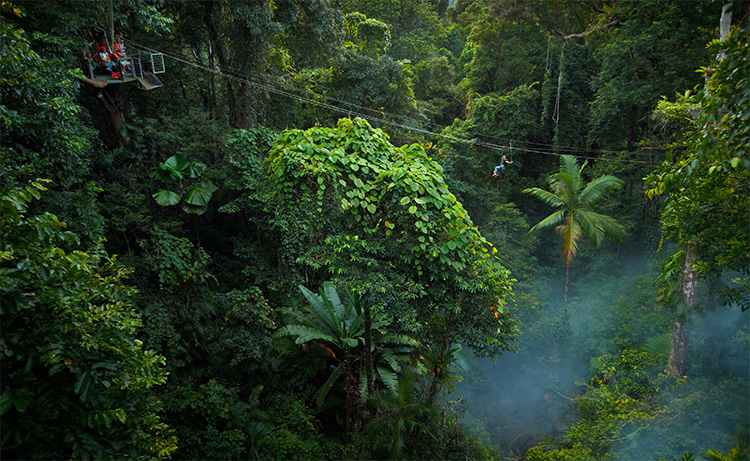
left=181, top=202, right=208, bottom=215
left=149, top=167, right=177, bottom=183
left=376, top=367, right=399, bottom=397
left=150, top=156, right=207, bottom=183
left=74, top=370, right=92, bottom=402
left=150, top=156, right=187, bottom=182
left=183, top=179, right=218, bottom=207
left=152, top=190, right=181, bottom=206
left=315, top=364, right=344, bottom=406
left=342, top=337, right=359, bottom=347
left=162, top=155, right=191, bottom=175
left=299, top=284, right=340, bottom=338
left=184, top=160, right=208, bottom=179
left=324, top=283, right=345, bottom=324
left=275, top=324, right=336, bottom=345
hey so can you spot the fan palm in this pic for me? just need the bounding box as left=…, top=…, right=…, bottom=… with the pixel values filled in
left=524, top=155, right=626, bottom=311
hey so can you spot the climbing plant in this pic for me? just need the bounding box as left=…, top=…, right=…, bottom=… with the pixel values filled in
left=265, top=117, right=518, bottom=358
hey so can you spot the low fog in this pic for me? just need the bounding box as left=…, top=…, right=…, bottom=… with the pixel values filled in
left=455, top=253, right=749, bottom=459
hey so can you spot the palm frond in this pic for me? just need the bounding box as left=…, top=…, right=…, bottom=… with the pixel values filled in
left=526, top=210, right=566, bottom=240
left=580, top=210, right=626, bottom=244
left=522, top=187, right=565, bottom=208
left=561, top=155, right=584, bottom=193
left=380, top=349, right=403, bottom=373
left=642, top=333, right=672, bottom=356
left=576, top=208, right=605, bottom=248
left=275, top=324, right=336, bottom=345
left=315, top=364, right=344, bottom=407
left=377, top=366, right=400, bottom=397
left=575, top=159, right=588, bottom=190
left=557, top=217, right=582, bottom=267
left=579, top=175, right=624, bottom=207
left=560, top=154, right=580, bottom=177
left=549, top=171, right=577, bottom=204
left=596, top=213, right=626, bottom=244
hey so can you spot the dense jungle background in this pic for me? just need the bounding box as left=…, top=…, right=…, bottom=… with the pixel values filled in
left=1, top=0, right=749, bottom=459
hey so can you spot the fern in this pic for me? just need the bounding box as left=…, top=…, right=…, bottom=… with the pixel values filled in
left=642, top=333, right=672, bottom=357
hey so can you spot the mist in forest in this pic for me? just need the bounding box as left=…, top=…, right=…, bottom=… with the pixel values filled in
left=456, top=253, right=750, bottom=458
left=612, top=306, right=749, bottom=460
left=455, top=257, right=641, bottom=454
left=455, top=350, right=588, bottom=453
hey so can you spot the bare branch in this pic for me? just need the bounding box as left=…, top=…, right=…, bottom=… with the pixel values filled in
left=562, top=20, right=620, bottom=42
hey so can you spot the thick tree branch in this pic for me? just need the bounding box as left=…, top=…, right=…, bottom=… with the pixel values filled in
left=81, top=78, right=129, bottom=148
left=560, top=20, right=620, bottom=42
left=81, top=77, right=107, bottom=89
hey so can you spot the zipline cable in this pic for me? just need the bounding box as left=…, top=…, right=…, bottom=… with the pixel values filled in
left=121, top=38, right=654, bottom=165
left=119, top=33, right=655, bottom=161
left=109, top=28, right=649, bottom=162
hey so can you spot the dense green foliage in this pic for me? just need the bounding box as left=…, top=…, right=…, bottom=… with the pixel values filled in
left=0, top=181, right=176, bottom=459
left=1, top=0, right=748, bottom=459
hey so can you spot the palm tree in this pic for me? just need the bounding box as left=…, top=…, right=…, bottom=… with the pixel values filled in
left=275, top=283, right=416, bottom=434
left=523, top=155, right=626, bottom=312
left=365, top=374, right=440, bottom=460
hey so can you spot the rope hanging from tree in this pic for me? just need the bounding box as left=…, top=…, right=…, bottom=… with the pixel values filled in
left=552, top=44, right=565, bottom=131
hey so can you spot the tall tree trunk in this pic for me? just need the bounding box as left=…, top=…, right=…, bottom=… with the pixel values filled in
left=343, top=362, right=368, bottom=436
left=82, top=80, right=130, bottom=149
left=203, top=0, right=248, bottom=127
left=203, top=0, right=221, bottom=121
left=563, top=263, right=570, bottom=313
left=667, top=317, right=688, bottom=379
left=426, top=312, right=454, bottom=404
left=363, top=304, right=374, bottom=397
left=207, top=41, right=216, bottom=119
left=426, top=339, right=447, bottom=404
left=668, top=2, right=733, bottom=381
left=718, top=3, right=733, bottom=58
left=667, top=244, right=698, bottom=379
left=720, top=3, right=733, bottom=40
